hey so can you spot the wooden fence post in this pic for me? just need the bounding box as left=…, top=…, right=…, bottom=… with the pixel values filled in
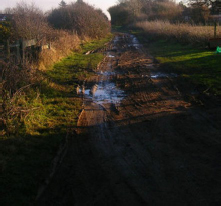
left=6, top=39, right=10, bottom=61
left=214, top=21, right=217, bottom=38
left=16, top=40, right=20, bottom=64
left=20, top=39, right=25, bottom=65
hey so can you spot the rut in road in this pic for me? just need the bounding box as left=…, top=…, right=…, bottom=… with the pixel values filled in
left=0, top=65, right=4, bottom=135
left=37, top=34, right=221, bottom=206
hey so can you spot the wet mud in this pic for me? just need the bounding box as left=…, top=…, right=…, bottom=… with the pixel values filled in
left=37, top=34, right=221, bottom=206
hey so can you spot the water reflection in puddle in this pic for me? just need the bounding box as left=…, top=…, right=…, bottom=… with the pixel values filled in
left=113, top=36, right=120, bottom=44
left=129, top=35, right=142, bottom=49
left=84, top=82, right=126, bottom=104
left=145, top=64, right=154, bottom=67
left=97, top=71, right=115, bottom=75
left=79, top=35, right=126, bottom=105
left=151, top=72, right=178, bottom=79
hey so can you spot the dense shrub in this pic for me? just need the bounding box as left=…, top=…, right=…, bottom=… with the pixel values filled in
left=48, top=1, right=110, bottom=39
left=150, top=1, right=183, bottom=21
left=109, top=0, right=183, bottom=26
left=108, top=4, right=131, bottom=26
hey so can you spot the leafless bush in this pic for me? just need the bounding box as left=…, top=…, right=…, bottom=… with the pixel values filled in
left=9, top=2, right=53, bottom=42
left=3, top=61, right=37, bottom=96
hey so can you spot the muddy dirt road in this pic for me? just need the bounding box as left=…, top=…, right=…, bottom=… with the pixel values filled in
left=37, top=34, right=221, bottom=205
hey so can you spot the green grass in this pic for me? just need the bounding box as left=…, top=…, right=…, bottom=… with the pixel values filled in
left=0, top=33, right=113, bottom=206
left=82, top=33, right=113, bottom=52
left=132, top=31, right=221, bottom=95
left=47, top=52, right=104, bottom=85
left=46, top=33, right=113, bottom=86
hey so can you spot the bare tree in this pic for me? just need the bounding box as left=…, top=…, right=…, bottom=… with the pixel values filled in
left=188, top=0, right=211, bottom=23
left=10, top=2, right=52, bottom=41
left=59, top=0, right=67, bottom=7
left=128, top=0, right=143, bottom=17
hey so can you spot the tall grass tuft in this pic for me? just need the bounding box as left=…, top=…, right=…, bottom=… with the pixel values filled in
left=135, top=20, right=216, bottom=46
left=38, top=31, right=81, bottom=70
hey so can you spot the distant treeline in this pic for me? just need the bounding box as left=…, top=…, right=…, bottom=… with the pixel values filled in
left=48, top=0, right=110, bottom=39
left=108, top=0, right=216, bottom=26
left=1, top=0, right=110, bottom=45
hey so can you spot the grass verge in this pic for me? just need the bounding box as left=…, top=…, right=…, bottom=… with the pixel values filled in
left=132, top=30, right=221, bottom=96
left=0, top=33, right=113, bottom=206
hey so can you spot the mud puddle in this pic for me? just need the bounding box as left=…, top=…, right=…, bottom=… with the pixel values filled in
left=129, top=34, right=142, bottom=49
left=107, top=53, right=115, bottom=58
left=84, top=82, right=125, bottom=104
left=79, top=36, right=126, bottom=105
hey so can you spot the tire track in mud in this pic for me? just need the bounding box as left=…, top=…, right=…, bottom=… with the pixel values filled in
left=37, top=34, right=221, bottom=206
left=0, top=66, right=5, bottom=136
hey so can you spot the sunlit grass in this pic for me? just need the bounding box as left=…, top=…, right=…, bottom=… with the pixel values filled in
left=47, top=33, right=113, bottom=85
left=132, top=30, right=221, bottom=95
left=152, top=41, right=221, bottom=95
left=82, top=33, right=113, bottom=52
left=47, top=53, right=104, bottom=84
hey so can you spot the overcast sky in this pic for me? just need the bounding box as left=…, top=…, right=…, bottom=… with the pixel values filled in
left=1, top=0, right=118, bottom=19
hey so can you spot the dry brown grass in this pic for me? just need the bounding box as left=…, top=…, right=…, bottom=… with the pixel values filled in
left=135, top=20, right=217, bottom=46
left=38, top=31, right=81, bottom=70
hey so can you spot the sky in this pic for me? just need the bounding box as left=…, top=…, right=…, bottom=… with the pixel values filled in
left=1, top=0, right=117, bottom=19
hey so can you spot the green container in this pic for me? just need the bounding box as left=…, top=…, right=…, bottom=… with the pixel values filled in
left=216, top=46, right=221, bottom=54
